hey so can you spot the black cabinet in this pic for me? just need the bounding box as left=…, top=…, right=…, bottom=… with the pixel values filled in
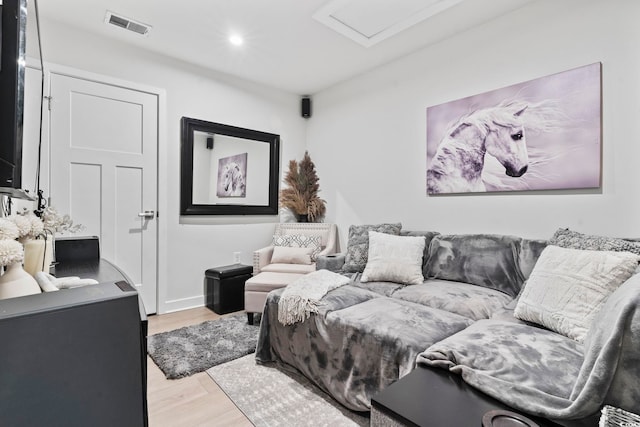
left=0, top=282, right=147, bottom=427
left=205, top=264, right=252, bottom=314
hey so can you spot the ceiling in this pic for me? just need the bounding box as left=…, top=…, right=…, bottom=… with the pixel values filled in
left=36, top=0, right=535, bottom=95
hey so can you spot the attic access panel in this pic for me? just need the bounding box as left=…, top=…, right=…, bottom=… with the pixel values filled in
left=313, top=0, right=464, bottom=47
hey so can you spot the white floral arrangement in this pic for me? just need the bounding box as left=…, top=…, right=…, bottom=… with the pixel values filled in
left=0, top=219, right=20, bottom=241
left=41, top=207, right=84, bottom=235
left=0, top=206, right=83, bottom=270
left=9, top=212, right=44, bottom=241
left=10, top=207, right=84, bottom=237
left=0, top=239, right=24, bottom=266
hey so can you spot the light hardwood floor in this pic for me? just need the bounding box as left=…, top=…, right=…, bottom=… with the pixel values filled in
left=146, top=307, right=253, bottom=427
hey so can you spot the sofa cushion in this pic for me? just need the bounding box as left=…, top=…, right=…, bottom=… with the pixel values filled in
left=327, top=297, right=473, bottom=370
left=418, top=319, right=584, bottom=399
left=273, top=234, right=322, bottom=260
left=361, top=231, right=425, bottom=285
left=343, top=223, right=402, bottom=273
left=424, top=234, right=524, bottom=297
left=514, top=245, right=640, bottom=342
left=245, top=272, right=306, bottom=293
left=270, top=246, right=313, bottom=265
left=351, top=279, right=405, bottom=297
left=261, top=263, right=316, bottom=274
left=392, top=280, right=513, bottom=321
left=549, top=228, right=640, bottom=255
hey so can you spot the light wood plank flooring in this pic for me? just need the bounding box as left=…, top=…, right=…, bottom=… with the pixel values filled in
left=147, top=307, right=253, bottom=427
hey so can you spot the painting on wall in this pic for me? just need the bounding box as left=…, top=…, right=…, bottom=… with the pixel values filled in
left=426, top=62, right=602, bottom=195
left=216, top=153, right=248, bottom=197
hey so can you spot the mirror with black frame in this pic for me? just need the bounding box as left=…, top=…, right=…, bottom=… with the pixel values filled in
left=180, top=117, right=280, bottom=215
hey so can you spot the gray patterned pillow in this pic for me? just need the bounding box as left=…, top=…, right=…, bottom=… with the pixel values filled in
left=343, top=223, right=402, bottom=273
left=273, top=234, right=322, bottom=261
left=549, top=228, right=640, bottom=255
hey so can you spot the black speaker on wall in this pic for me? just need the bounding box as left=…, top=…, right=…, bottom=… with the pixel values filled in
left=301, top=97, right=311, bottom=118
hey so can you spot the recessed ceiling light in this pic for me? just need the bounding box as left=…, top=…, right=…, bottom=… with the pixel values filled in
left=229, top=34, right=244, bottom=46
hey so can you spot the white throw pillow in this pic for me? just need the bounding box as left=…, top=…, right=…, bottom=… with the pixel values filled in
left=270, top=246, right=313, bottom=265
left=361, top=231, right=426, bottom=285
left=514, top=245, right=640, bottom=342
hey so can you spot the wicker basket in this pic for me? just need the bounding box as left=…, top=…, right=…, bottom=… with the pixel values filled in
left=600, top=406, right=640, bottom=427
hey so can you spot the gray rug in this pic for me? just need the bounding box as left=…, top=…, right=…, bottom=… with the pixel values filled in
left=208, top=354, right=369, bottom=427
left=147, top=313, right=259, bottom=379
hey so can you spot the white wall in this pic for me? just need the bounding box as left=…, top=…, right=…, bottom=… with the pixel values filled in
left=37, top=22, right=308, bottom=313
left=308, top=0, right=640, bottom=243
left=33, top=0, right=640, bottom=313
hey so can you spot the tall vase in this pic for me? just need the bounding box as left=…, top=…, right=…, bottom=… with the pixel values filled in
left=0, top=262, right=41, bottom=300
left=22, top=238, right=53, bottom=277
left=297, top=214, right=309, bottom=223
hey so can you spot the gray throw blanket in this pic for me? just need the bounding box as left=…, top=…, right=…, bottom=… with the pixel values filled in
left=417, top=272, right=640, bottom=419
left=277, top=270, right=350, bottom=325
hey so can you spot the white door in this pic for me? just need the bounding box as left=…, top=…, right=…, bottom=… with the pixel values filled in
left=49, top=73, right=158, bottom=314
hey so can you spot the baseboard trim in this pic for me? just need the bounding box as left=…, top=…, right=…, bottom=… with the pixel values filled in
left=160, top=296, right=204, bottom=314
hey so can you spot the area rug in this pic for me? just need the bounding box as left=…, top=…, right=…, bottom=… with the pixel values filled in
left=147, top=313, right=259, bottom=379
left=207, top=354, right=369, bottom=427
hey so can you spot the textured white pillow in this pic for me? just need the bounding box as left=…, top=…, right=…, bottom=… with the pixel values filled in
left=514, top=245, right=640, bottom=342
left=361, top=231, right=426, bottom=285
left=271, top=246, right=313, bottom=265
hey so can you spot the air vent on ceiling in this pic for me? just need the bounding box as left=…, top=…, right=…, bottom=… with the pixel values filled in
left=104, top=11, right=152, bottom=36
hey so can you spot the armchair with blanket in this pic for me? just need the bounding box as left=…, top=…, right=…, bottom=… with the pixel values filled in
left=244, top=222, right=338, bottom=324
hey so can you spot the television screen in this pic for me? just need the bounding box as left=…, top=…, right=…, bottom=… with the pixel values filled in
left=0, top=0, right=26, bottom=192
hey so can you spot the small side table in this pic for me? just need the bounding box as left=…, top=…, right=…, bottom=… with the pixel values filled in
left=204, top=264, right=252, bottom=314
left=370, top=366, right=587, bottom=427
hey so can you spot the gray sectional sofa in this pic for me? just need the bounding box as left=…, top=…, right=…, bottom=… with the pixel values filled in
left=254, top=226, right=640, bottom=424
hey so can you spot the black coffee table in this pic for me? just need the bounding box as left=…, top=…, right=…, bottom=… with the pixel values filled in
left=371, top=366, right=598, bottom=427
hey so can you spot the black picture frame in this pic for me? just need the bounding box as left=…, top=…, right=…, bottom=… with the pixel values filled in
left=180, top=117, right=280, bottom=215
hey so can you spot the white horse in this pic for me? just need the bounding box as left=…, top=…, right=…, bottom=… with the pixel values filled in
left=220, top=162, right=246, bottom=196
left=427, top=100, right=558, bottom=194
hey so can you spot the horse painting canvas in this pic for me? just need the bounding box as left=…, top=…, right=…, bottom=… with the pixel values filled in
left=426, top=63, right=601, bottom=195
left=216, top=153, right=248, bottom=197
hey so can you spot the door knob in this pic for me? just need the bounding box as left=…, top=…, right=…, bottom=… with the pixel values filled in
left=138, top=211, right=155, bottom=219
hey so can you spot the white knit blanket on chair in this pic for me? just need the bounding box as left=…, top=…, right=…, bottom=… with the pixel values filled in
left=277, top=269, right=350, bottom=326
